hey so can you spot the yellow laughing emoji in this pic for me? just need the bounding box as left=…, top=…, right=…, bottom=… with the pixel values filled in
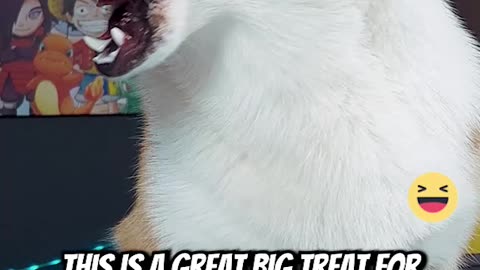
left=408, top=172, right=458, bottom=223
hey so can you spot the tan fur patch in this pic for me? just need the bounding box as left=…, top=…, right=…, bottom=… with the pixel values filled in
left=113, top=200, right=158, bottom=252
left=113, top=125, right=159, bottom=252
left=113, top=190, right=157, bottom=252
left=470, top=129, right=480, bottom=152
left=148, top=0, right=169, bottom=41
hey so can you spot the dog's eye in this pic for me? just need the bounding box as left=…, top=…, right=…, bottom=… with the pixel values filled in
left=418, top=185, right=426, bottom=192
left=439, top=185, right=448, bottom=192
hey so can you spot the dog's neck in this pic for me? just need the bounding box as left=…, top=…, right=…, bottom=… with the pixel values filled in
left=139, top=0, right=377, bottom=124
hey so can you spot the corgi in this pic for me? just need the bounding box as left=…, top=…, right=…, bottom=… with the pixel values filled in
left=85, top=0, right=480, bottom=268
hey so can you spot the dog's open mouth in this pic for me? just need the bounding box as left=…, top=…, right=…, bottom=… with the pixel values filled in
left=417, top=197, right=448, bottom=213
left=83, top=0, right=154, bottom=77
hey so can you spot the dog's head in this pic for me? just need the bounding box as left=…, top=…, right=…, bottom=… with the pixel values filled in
left=86, top=0, right=220, bottom=79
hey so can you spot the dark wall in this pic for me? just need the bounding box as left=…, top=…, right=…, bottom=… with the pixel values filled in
left=0, top=116, right=140, bottom=269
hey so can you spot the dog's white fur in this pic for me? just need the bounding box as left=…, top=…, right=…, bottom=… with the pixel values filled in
left=119, top=0, right=480, bottom=268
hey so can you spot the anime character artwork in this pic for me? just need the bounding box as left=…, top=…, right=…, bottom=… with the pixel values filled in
left=27, top=34, right=103, bottom=115
left=48, top=0, right=122, bottom=114
left=0, top=0, right=140, bottom=116
left=0, top=0, right=51, bottom=116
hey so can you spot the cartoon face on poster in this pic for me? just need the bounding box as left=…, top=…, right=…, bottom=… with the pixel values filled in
left=0, top=0, right=141, bottom=116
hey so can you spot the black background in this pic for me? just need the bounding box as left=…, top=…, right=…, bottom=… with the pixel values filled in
left=0, top=116, right=140, bottom=269
left=2, top=0, right=480, bottom=269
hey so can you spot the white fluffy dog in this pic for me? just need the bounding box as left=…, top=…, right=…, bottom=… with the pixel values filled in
left=85, top=0, right=480, bottom=269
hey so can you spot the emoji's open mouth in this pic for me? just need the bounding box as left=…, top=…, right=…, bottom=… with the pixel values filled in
left=417, top=197, right=448, bottom=213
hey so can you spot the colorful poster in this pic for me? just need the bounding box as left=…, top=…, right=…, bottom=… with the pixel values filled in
left=0, top=0, right=141, bottom=116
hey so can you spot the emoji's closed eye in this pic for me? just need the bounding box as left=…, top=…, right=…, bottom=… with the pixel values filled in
left=440, top=185, right=448, bottom=192
left=418, top=185, right=426, bottom=192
